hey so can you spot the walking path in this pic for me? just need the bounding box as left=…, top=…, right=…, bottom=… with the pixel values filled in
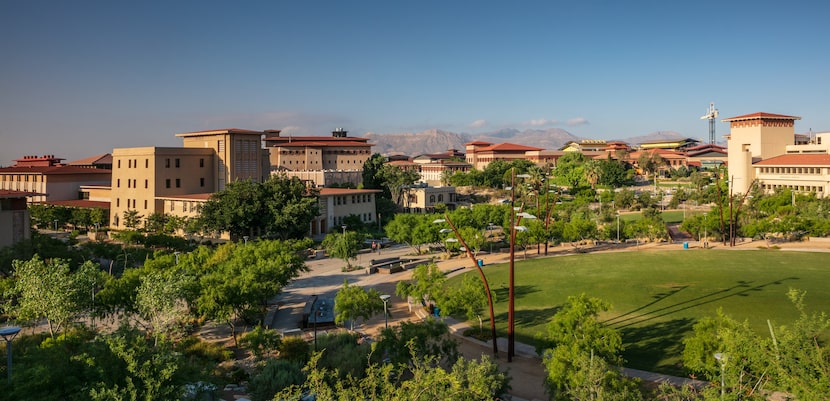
left=253, top=239, right=824, bottom=400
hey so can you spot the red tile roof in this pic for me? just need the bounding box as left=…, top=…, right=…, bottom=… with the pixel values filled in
left=270, top=141, right=371, bottom=147
left=46, top=200, right=110, bottom=209
left=0, top=190, right=41, bottom=198
left=754, top=154, right=830, bottom=166
left=477, top=143, right=543, bottom=152
left=722, top=112, right=801, bottom=122
left=67, top=153, right=112, bottom=165
left=0, top=166, right=112, bottom=175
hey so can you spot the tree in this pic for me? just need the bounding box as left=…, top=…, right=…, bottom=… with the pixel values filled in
left=198, top=175, right=318, bottom=241
left=333, top=279, right=384, bottom=330
left=584, top=159, right=601, bottom=190
left=321, top=231, right=361, bottom=270
left=361, top=153, right=388, bottom=193
left=384, top=214, right=439, bottom=254
left=396, top=262, right=445, bottom=306
left=541, top=294, right=641, bottom=401
left=377, top=164, right=420, bottom=208
left=122, top=209, right=144, bottom=230
left=135, top=269, right=195, bottom=343
left=437, top=273, right=489, bottom=334
left=195, top=239, right=310, bottom=346
left=275, top=350, right=509, bottom=401
left=6, top=255, right=100, bottom=338
left=374, top=318, right=459, bottom=368
left=637, top=150, right=665, bottom=179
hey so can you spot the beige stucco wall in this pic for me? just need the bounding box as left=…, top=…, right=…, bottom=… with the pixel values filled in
left=728, top=119, right=796, bottom=194
left=269, top=145, right=371, bottom=172
left=0, top=209, right=30, bottom=248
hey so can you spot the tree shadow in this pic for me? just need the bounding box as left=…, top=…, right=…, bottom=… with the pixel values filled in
left=620, top=317, right=696, bottom=376
left=492, top=284, right=540, bottom=301
left=607, top=277, right=800, bottom=329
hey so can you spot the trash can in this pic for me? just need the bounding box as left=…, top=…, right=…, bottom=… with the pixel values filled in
left=683, top=242, right=688, bottom=249
left=477, top=259, right=484, bottom=267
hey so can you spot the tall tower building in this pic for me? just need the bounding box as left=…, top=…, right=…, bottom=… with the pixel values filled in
left=723, top=112, right=801, bottom=194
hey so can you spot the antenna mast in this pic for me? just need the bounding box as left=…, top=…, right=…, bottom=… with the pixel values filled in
left=699, top=102, right=718, bottom=144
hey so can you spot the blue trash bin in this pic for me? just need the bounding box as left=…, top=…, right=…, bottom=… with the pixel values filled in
left=477, top=259, right=484, bottom=267
left=683, top=242, right=689, bottom=249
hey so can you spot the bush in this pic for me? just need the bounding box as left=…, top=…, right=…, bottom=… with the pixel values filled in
left=279, top=337, right=310, bottom=363
left=248, top=359, right=305, bottom=401
left=177, top=336, right=233, bottom=362
left=240, top=325, right=281, bottom=360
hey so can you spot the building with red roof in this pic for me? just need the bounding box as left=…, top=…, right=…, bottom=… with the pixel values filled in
left=464, top=141, right=544, bottom=170
left=0, top=155, right=112, bottom=203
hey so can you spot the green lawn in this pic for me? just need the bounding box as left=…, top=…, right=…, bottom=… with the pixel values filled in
left=447, top=249, right=830, bottom=376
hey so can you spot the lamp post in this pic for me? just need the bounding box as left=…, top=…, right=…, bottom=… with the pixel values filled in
left=174, top=251, right=180, bottom=265
left=507, top=170, right=534, bottom=362
left=433, top=216, right=499, bottom=356
left=341, top=225, right=347, bottom=235
left=0, top=326, right=21, bottom=384
left=243, top=235, right=248, bottom=244
left=703, top=212, right=708, bottom=248
left=714, top=352, right=727, bottom=401
left=380, top=294, right=391, bottom=330
left=53, top=219, right=58, bottom=232
left=616, top=212, right=620, bottom=243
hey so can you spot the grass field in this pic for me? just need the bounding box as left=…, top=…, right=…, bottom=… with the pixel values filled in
left=446, top=249, right=830, bottom=376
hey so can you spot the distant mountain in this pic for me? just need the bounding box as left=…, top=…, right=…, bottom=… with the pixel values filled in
left=366, top=129, right=696, bottom=157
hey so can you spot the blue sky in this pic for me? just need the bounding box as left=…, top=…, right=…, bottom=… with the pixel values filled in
left=2, top=1, right=829, bottom=165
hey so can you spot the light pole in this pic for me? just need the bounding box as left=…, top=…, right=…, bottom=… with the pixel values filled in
left=380, top=294, right=391, bottom=330
left=616, top=212, right=620, bottom=243
left=53, top=219, right=58, bottom=232
left=507, top=170, right=534, bottom=362
left=243, top=235, right=248, bottom=244
left=703, top=212, right=708, bottom=248
left=714, top=352, right=727, bottom=401
left=0, top=326, right=21, bottom=384
left=174, top=251, right=180, bottom=265
left=341, top=225, right=347, bottom=235
left=433, top=216, right=499, bottom=356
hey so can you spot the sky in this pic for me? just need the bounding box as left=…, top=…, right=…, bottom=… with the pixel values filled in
left=2, top=0, right=830, bottom=166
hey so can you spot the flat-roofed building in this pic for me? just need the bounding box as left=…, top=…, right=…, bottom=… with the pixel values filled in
left=752, top=133, right=830, bottom=197
left=314, top=188, right=381, bottom=238
left=464, top=141, right=543, bottom=170
left=0, top=154, right=111, bottom=203
left=724, top=112, right=801, bottom=194
left=400, top=185, right=457, bottom=214
left=264, top=128, right=372, bottom=187
left=0, top=190, right=34, bottom=248
left=110, top=128, right=269, bottom=229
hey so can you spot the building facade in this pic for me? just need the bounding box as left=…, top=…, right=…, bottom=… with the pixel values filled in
left=724, top=112, right=801, bottom=194
left=313, top=188, right=381, bottom=238
left=0, top=190, right=33, bottom=248
left=0, top=155, right=111, bottom=203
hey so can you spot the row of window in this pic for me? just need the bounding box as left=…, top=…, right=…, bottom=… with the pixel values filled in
left=117, top=158, right=206, bottom=169
left=332, top=213, right=374, bottom=225
left=0, top=174, right=42, bottom=182
left=762, top=184, right=825, bottom=193
left=758, top=166, right=824, bottom=175
left=115, top=198, right=147, bottom=209
left=282, top=159, right=366, bottom=166
left=334, top=194, right=373, bottom=205
left=170, top=200, right=201, bottom=213
left=116, top=177, right=205, bottom=189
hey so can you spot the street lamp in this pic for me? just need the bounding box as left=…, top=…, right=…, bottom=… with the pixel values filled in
left=714, top=352, right=728, bottom=401
left=616, top=212, right=620, bottom=243
left=380, top=294, right=391, bottom=329
left=243, top=235, right=248, bottom=244
left=53, top=219, right=58, bottom=232
left=508, top=169, right=536, bottom=362
left=433, top=216, right=499, bottom=356
left=0, top=326, right=21, bottom=384
left=174, top=251, right=181, bottom=265
left=341, top=225, right=347, bottom=235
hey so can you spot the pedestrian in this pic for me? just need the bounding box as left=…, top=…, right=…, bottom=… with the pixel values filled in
left=372, top=241, right=377, bottom=253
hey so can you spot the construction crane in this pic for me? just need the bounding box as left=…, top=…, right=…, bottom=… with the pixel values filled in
left=700, top=102, right=718, bottom=144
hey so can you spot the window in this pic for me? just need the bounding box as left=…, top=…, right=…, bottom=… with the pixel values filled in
left=200, top=177, right=205, bottom=187
left=175, top=178, right=181, bottom=188
left=144, top=200, right=147, bottom=209
left=165, top=179, right=171, bottom=188
left=165, top=158, right=170, bottom=168
left=199, top=158, right=204, bottom=168
left=145, top=179, right=148, bottom=188
left=118, top=160, right=121, bottom=168
left=133, top=179, right=137, bottom=188
left=116, top=198, right=120, bottom=207
left=170, top=202, right=174, bottom=211
left=145, top=159, right=149, bottom=168
left=175, top=158, right=180, bottom=168
left=117, top=179, right=120, bottom=188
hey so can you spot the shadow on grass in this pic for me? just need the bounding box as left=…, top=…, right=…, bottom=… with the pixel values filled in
left=605, top=277, right=800, bottom=329
left=492, top=284, right=541, bottom=301
left=620, top=317, right=695, bottom=376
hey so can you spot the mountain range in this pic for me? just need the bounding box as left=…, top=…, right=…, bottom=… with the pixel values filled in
left=364, top=128, right=688, bottom=156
